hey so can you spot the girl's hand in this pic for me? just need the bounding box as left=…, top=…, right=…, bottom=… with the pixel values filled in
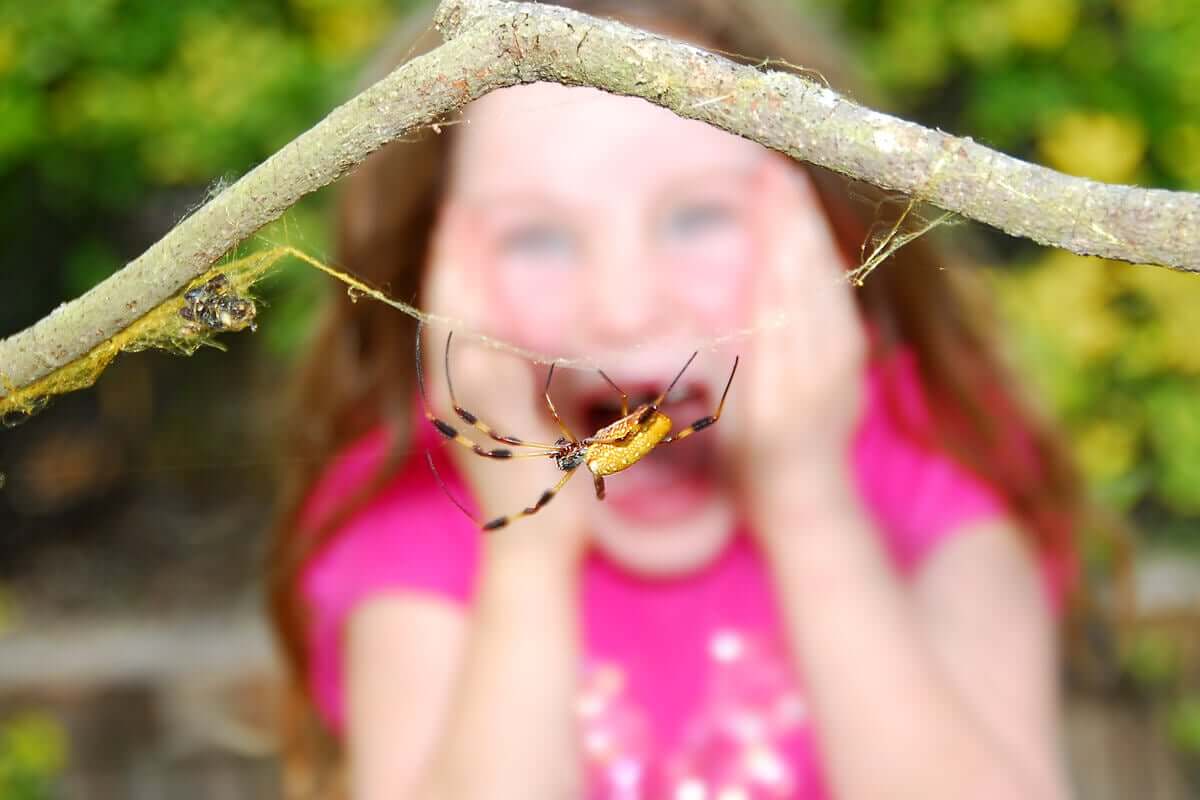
left=421, top=251, right=591, bottom=566
left=735, top=162, right=868, bottom=538
left=414, top=243, right=587, bottom=800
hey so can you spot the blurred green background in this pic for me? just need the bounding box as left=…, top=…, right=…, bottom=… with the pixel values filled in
left=815, top=0, right=1200, bottom=540
left=0, top=0, right=1198, bottom=796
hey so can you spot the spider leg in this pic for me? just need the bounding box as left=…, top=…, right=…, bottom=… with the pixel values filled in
left=481, top=467, right=579, bottom=530
left=544, top=363, right=580, bottom=443
left=662, top=356, right=739, bottom=444
left=636, top=350, right=700, bottom=424
left=425, top=452, right=479, bottom=524
left=443, top=330, right=558, bottom=450
left=597, top=369, right=629, bottom=417
left=593, top=473, right=606, bottom=501
left=415, top=321, right=549, bottom=459
left=654, top=350, right=699, bottom=407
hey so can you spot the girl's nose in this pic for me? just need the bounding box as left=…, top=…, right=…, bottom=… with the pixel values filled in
left=585, top=240, right=663, bottom=347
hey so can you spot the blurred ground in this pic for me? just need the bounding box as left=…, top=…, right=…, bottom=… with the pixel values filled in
left=0, top=344, right=287, bottom=798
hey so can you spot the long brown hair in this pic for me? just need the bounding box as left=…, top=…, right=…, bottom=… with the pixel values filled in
left=267, top=0, right=1090, bottom=792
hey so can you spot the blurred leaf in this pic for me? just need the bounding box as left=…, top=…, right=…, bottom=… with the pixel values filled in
left=1168, top=695, right=1200, bottom=755
left=1144, top=380, right=1200, bottom=515
left=1122, top=629, right=1182, bottom=688
left=870, top=6, right=951, bottom=91
left=950, top=3, right=1012, bottom=65
left=965, top=66, right=1075, bottom=149
left=0, top=84, right=43, bottom=173
left=63, top=239, right=122, bottom=297
left=1158, top=123, right=1200, bottom=187
left=0, top=712, right=67, bottom=799
left=1060, top=23, right=1118, bottom=77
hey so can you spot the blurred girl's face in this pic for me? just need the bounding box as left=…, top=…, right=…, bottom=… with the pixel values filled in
left=430, top=83, right=804, bottom=575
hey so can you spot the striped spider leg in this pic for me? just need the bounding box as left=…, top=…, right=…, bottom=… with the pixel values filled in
left=660, top=356, right=739, bottom=444
left=416, top=323, right=592, bottom=530
left=416, top=324, right=562, bottom=459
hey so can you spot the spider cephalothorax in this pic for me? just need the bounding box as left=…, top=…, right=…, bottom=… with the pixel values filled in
left=416, top=323, right=737, bottom=530
left=553, top=443, right=587, bottom=472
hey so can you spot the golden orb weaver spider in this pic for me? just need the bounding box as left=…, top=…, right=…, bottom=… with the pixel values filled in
left=415, top=322, right=739, bottom=531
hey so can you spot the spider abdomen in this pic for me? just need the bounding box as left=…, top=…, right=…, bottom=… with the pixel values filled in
left=585, top=411, right=672, bottom=477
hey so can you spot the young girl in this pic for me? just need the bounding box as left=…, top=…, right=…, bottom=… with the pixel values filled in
left=269, top=2, right=1083, bottom=798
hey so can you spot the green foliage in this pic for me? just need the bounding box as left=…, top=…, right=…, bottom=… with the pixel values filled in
left=0, top=0, right=397, bottom=195
left=817, top=0, right=1200, bottom=544
left=814, top=0, right=1200, bottom=190
left=1169, top=695, right=1200, bottom=756
left=0, top=0, right=409, bottom=337
left=1123, top=629, right=1184, bottom=689
left=0, top=713, right=67, bottom=800
left=993, top=255, right=1200, bottom=531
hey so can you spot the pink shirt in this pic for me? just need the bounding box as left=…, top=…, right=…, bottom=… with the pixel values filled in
left=299, top=354, right=1063, bottom=799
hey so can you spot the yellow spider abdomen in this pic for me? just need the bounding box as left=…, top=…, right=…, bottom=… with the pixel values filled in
left=585, top=412, right=672, bottom=477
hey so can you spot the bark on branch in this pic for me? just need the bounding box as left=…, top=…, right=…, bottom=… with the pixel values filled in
left=2, top=0, right=1198, bottom=401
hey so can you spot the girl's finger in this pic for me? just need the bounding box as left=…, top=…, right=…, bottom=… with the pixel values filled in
left=771, top=166, right=858, bottom=326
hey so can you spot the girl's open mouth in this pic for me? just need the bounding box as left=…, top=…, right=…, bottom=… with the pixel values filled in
left=573, top=379, right=721, bottom=525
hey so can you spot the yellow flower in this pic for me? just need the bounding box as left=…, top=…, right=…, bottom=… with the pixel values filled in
left=1006, top=0, right=1079, bottom=50
left=1121, top=265, right=1200, bottom=373
left=312, top=6, right=391, bottom=59
left=999, top=251, right=1122, bottom=361
left=1073, top=419, right=1138, bottom=480
left=1038, top=111, right=1147, bottom=183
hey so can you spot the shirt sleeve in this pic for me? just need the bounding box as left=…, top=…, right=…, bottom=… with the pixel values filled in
left=852, top=353, right=1007, bottom=576
left=298, top=427, right=480, bottom=732
left=852, top=351, right=1073, bottom=613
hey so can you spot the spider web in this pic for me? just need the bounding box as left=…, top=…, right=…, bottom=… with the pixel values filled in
left=0, top=187, right=951, bottom=428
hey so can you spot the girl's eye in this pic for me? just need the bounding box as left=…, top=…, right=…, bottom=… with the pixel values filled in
left=662, top=203, right=733, bottom=238
left=500, top=224, right=578, bottom=262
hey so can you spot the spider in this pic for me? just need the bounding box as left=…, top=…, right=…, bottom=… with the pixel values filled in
left=415, top=322, right=738, bottom=531
left=179, top=273, right=257, bottom=334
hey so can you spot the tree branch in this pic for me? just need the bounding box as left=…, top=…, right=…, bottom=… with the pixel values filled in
left=2, top=0, right=1197, bottom=401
